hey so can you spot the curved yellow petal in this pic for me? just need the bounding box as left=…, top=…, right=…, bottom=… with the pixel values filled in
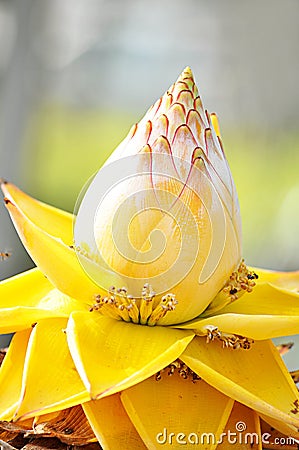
left=251, top=266, right=299, bottom=293
left=83, top=394, right=147, bottom=449
left=34, top=288, right=88, bottom=315
left=179, top=283, right=299, bottom=339
left=203, top=281, right=299, bottom=320
left=0, top=268, right=51, bottom=332
left=0, top=268, right=52, bottom=308
left=4, top=198, right=105, bottom=302
left=0, top=307, right=62, bottom=334
left=14, top=317, right=89, bottom=420
left=121, top=371, right=234, bottom=450
left=0, top=287, right=88, bottom=334
left=180, top=313, right=299, bottom=340
left=0, top=329, right=31, bottom=421
left=1, top=181, right=73, bottom=245
left=215, top=282, right=299, bottom=316
left=181, top=338, right=299, bottom=429
left=217, top=402, right=262, bottom=450
left=66, top=311, right=194, bottom=399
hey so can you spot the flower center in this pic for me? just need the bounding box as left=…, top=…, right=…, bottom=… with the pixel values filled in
left=90, top=283, right=178, bottom=326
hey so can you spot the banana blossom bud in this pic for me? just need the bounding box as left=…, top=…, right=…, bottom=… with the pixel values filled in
left=75, top=67, right=242, bottom=325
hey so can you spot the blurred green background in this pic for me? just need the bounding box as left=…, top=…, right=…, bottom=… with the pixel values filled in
left=0, top=1, right=298, bottom=351
left=1, top=0, right=299, bottom=277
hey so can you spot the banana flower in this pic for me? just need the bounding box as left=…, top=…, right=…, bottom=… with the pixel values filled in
left=0, top=68, right=299, bottom=449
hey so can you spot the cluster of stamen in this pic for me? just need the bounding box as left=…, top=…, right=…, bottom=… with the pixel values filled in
left=291, top=370, right=299, bottom=385
left=204, top=325, right=254, bottom=350
left=155, top=359, right=201, bottom=383
left=89, top=283, right=178, bottom=326
left=203, top=260, right=259, bottom=317
left=222, top=259, right=258, bottom=302
left=291, top=399, right=299, bottom=415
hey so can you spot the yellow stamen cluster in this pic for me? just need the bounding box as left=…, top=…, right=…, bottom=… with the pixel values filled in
left=222, top=259, right=258, bottom=301
left=89, top=284, right=178, bottom=326
left=203, top=260, right=258, bottom=317
left=155, top=359, right=201, bottom=383
left=203, top=325, right=254, bottom=350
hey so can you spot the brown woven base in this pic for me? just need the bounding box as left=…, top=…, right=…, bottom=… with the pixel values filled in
left=0, top=436, right=101, bottom=450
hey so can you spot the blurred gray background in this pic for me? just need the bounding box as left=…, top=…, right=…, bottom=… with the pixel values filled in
left=0, top=0, right=298, bottom=352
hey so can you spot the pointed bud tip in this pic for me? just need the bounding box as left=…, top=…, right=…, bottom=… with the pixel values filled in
left=177, top=66, right=194, bottom=82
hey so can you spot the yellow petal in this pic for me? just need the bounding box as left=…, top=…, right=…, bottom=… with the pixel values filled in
left=66, top=311, right=194, bottom=399
left=0, top=329, right=31, bottom=420
left=181, top=338, right=299, bottom=429
left=216, top=282, right=299, bottom=315
left=0, top=268, right=52, bottom=309
left=180, top=282, right=299, bottom=339
left=217, top=402, right=262, bottom=450
left=251, top=266, right=299, bottom=292
left=1, top=181, right=73, bottom=245
left=83, top=394, right=147, bottom=449
left=181, top=313, right=299, bottom=340
left=121, top=371, right=234, bottom=450
left=14, top=317, right=89, bottom=420
left=34, top=288, right=88, bottom=315
left=0, top=306, right=62, bottom=334
left=0, top=268, right=51, bottom=332
left=0, top=283, right=88, bottom=334
left=4, top=198, right=106, bottom=302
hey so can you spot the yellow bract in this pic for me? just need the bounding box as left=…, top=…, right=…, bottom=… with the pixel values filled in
left=179, top=283, right=299, bottom=339
left=1, top=181, right=74, bottom=245
left=66, top=312, right=194, bottom=398
left=83, top=395, right=147, bottom=449
left=121, top=373, right=234, bottom=450
left=0, top=270, right=87, bottom=334
left=181, top=339, right=299, bottom=430
left=0, top=330, right=31, bottom=421
left=3, top=188, right=106, bottom=302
